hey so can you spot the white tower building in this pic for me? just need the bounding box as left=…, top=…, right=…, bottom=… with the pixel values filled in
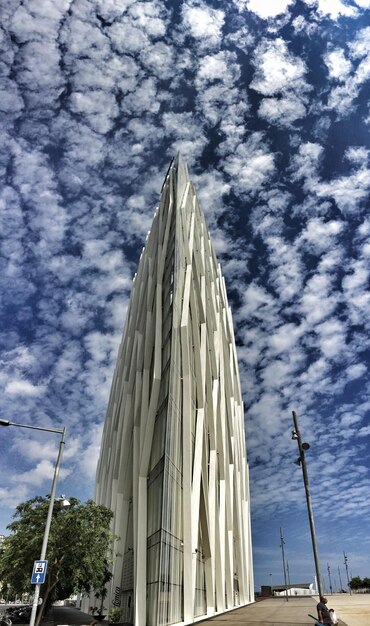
left=94, top=155, right=254, bottom=626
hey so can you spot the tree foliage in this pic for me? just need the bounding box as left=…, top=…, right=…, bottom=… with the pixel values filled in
left=0, top=496, right=114, bottom=624
left=349, top=576, right=370, bottom=590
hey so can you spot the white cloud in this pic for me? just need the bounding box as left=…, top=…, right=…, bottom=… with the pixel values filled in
left=265, top=235, right=304, bottom=302
left=349, top=26, right=370, bottom=59
left=354, top=0, right=370, bottom=7
left=196, top=51, right=240, bottom=86
left=258, top=96, right=306, bottom=127
left=247, top=391, right=288, bottom=437
left=299, top=356, right=330, bottom=389
left=251, top=38, right=309, bottom=96
left=71, top=55, right=141, bottom=95
left=109, top=20, right=149, bottom=53
left=326, top=82, right=358, bottom=116
left=198, top=84, right=247, bottom=127
left=346, top=363, right=367, bottom=381
left=316, top=318, right=347, bottom=359
left=162, top=112, right=208, bottom=164
left=313, top=0, right=358, bottom=18
left=291, top=142, right=370, bottom=214
left=342, top=259, right=370, bottom=329
left=140, top=41, right=174, bottom=78
left=317, top=167, right=370, bottom=213
left=225, top=25, right=254, bottom=50
left=291, top=142, right=324, bottom=181
left=345, top=146, right=369, bottom=165
left=123, top=78, right=160, bottom=115
left=13, top=459, right=71, bottom=487
left=0, top=345, right=35, bottom=369
left=9, top=1, right=71, bottom=44
left=53, top=342, right=83, bottom=385
left=94, top=0, right=137, bottom=19
left=340, top=412, right=362, bottom=426
left=182, top=2, right=225, bottom=48
left=191, top=169, right=230, bottom=231
left=251, top=38, right=311, bottom=128
left=69, top=90, right=119, bottom=134
left=0, top=485, right=30, bottom=509
left=267, top=322, right=305, bottom=354
left=7, top=139, right=67, bottom=252
left=298, top=217, right=344, bottom=255
left=358, top=217, right=370, bottom=237
left=61, top=17, right=111, bottom=60
left=129, top=1, right=167, bottom=38
left=299, top=273, right=339, bottom=326
left=239, top=281, right=276, bottom=322
left=77, top=423, right=104, bottom=479
left=245, top=0, right=294, bottom=19
left=222, top=132, right=276, bottom=195
left=5, top=379, right=46, bottom=396
left=292, top=15, right=319, bottom=36
left=324, top=28, right=370, bottom=117
left=0, top=81, right=24, bottom=115
left=342, top=260, right=369, bottom=292
left=324, top=48, right=352, bottom=81
left=84, top=331, right=119, bottom=364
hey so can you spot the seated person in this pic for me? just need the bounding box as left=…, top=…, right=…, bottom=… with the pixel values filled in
left=316, top=596, right=331, bottom=625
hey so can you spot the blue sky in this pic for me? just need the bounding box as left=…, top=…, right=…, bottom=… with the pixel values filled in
left=1, top=0, right=370, bottom=594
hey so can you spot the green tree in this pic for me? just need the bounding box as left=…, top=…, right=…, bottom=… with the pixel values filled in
left=362, top=577, right=370, bottom=589
left=349, top=576, right=363, bottom=590
left=0, top=496, right=115, bottom=626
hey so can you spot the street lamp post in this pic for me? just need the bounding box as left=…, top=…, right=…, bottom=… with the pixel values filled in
left=279, top=527, right=289, bottom=602
left=0, top=419, right=66, bottom=626
left=343, top=552, right=351, bottom=595
left=338, top=565, right=343, bottom=592
left=291, top=410, right=323, bottom=598
left=286, top=561, right=291, bottom=587
left=327, top=563, right=333, bottom=595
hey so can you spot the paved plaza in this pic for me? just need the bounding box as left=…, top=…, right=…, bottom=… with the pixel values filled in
left=9, top=594, right=370, bottom=626
left=327, top=593, right=370, bottom=626
left=196, top=594, right=369, bottom=626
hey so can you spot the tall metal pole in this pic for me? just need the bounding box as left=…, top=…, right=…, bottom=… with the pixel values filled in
left=338, top=565, right=343, bottom=592
left=286, top=561, right=291, bottom=587
left=343, top=552, right=351, bottom=595
left=30, top=428, right=66, bottom=626
left=292, top=410, right=323, bottom=597
left=0, top=420, right=66, bottom=626
left=327, top=564, right=333, bottom=595
left=280, top=528, right=289, bottom=602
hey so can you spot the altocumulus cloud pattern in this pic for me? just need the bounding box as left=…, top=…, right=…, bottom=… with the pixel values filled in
left=0, top=0, right=370, bottom=591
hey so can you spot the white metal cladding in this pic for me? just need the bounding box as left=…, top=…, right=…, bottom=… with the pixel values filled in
left=94, top=155, right=254, bottom=626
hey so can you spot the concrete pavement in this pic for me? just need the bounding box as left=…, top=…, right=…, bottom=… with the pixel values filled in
left=196, top=594, right=370, bottom=626
left=46, top=606, right=95, bottom=625
left=197, top=597, right=326, bottom=626
left=12, top=594, right=369, bottom=626
left=326, top=593, right=370, bottom=626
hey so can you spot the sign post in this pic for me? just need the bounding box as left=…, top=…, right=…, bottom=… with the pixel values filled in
left=31, top=561, right=48, bottom=585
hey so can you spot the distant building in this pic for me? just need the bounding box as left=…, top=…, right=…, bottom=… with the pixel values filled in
left=93, top=156, right=254, bottom=626
left=261, top=583, right=315, bottom=597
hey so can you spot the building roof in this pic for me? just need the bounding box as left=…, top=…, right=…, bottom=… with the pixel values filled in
left=272, top=583, right=312, bottom=591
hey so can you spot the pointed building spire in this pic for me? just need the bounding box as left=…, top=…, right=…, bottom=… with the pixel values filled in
left=93, top=157, right=254, bottom=626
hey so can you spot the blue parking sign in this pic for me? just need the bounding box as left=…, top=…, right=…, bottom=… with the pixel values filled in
left=31, top=560, right=48, bottom=584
